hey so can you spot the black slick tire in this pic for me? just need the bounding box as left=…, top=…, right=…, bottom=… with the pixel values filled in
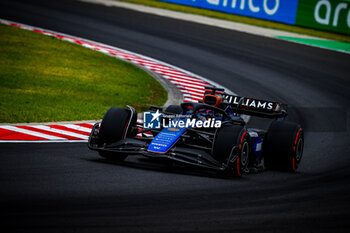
left=98, top=107, right=132, bottom=161
left=263, top=120, right=304, bottom=172
left=213, top=124, right=250, bottom=177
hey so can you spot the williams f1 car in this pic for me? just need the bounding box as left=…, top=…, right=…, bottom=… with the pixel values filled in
left=88, top=86, right=304, bottom=177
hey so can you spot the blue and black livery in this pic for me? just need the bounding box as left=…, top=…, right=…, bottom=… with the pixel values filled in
left=88, top=86, right=304, bottom=177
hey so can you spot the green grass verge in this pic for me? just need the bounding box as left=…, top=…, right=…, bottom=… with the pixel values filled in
left=0, top=23, right=167, bottom=123
left=118, top=0, right=350, bottom=43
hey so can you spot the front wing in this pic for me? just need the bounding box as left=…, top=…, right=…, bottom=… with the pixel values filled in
left=88, top=123, right=238, bottom=171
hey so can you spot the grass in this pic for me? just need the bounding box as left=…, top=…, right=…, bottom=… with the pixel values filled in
left=0, top=23, right=167, bottom=123
left=117, top=0, right=350, bottom=43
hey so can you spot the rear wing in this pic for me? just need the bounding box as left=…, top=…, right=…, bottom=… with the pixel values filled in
left=204, top=86, right=287, bottom=119
left=221, top=94, right=287, bottom=118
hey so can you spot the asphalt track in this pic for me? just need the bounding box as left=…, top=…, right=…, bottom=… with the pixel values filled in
left=1, top=0, right=350, bottom=232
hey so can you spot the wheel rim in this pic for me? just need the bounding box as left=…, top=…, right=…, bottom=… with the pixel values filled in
left=295, top=138, right=303, bottom=162
left=240, top=141, right=249, bottom=167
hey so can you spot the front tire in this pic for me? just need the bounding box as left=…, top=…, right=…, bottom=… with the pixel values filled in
left=98, top=107, right=135, bottom=161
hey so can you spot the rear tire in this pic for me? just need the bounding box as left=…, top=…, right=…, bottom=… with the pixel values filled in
left=213, top=124, right=250, bottom=177
left=98, top=107, right=134, bottom=161
left=263, top=120, right=304, bottom=171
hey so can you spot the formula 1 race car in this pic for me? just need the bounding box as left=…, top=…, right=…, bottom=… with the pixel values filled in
left=88, top=86, right=304, bottom=177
